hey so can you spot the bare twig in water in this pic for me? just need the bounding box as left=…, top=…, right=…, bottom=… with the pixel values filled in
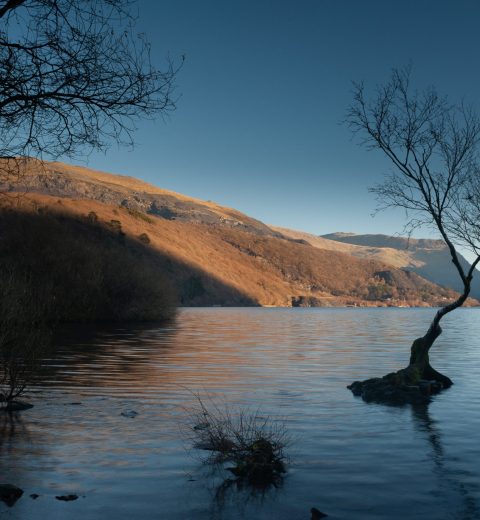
left=183, top=393, right=290, bottom=489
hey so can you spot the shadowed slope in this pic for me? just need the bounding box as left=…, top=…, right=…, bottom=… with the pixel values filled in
left=0, top=201, right=258, bottom=320
left=7, top=193, right=463, bottom=308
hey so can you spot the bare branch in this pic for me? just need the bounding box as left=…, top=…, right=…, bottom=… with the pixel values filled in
left=0, top=0, right=181, bottom=163
left=346, top=66, right=480, bottom=323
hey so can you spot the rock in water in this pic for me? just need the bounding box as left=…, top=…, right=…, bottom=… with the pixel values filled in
left=347, top=374, right=445, bottom=405
left=0, top=484, right=24, bottom=506
left=55, top=494, right=78, bottom=501
left=311, top=507, right=328, bottom=519
left=121, top=410, right=138, bottom=418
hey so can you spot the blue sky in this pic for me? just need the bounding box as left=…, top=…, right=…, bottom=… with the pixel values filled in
left=84, top=0, right=480, bottom=237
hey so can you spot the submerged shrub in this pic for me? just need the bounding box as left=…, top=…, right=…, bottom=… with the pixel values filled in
left=187, top=396, right=289, bottom=488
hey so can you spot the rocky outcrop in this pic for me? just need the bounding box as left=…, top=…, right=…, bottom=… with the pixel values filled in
left=2, top=159, right=278, bottom=236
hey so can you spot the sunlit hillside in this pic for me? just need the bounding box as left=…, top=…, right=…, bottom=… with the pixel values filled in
left=1, top=158, right=475, bottom=308
left=275, top=227, right=480, bottom=299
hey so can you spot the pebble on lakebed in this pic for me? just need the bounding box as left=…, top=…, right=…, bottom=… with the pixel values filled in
left=311, top=506, right=328, bottom=519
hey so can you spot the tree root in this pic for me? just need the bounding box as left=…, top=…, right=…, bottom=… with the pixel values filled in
left=348, top=364, right=452, bottom=406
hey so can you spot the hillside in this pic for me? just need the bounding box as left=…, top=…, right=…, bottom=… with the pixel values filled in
left=0, top=209, right=177, bottom=322
left=322, top=233, right=480, bottom=299
left=2, top=158, right=278, bottom=236
left=273, top=227, right=417, bottom=269
left=274, top=227, right=480, bottom=300
left=1, top=158, right=473, bottom=308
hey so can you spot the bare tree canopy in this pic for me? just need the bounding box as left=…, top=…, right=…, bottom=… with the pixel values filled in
left=0, top=0, right=180, bottom=160
left=346, top=67, right=480, bottom=404
left=0, top=1, right=179, bottom=400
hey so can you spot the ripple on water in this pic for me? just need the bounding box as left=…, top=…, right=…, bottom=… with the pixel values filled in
left=1, top=307, right=480, bottom=520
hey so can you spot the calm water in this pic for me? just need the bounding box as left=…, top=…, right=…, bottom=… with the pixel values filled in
left=1, top=308, right=480, bottom=520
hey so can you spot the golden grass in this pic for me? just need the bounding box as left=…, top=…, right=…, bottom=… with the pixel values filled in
left=12, top=193, right=462, bottom=308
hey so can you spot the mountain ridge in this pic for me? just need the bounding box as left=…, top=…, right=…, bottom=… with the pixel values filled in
left=4, top=158, right=279, bottom=237
left=321, top=232, right=480, bottom=299
left=2, top=158, right=477, bottom=308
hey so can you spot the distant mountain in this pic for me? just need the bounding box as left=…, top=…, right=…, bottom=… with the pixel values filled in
left=1, top=158, right=474, bottom=308
left=319, top=232, right=480, bottom=299
left=273, top=227, right=419, bottom=269
left=322, top=233, right=443, bottom=251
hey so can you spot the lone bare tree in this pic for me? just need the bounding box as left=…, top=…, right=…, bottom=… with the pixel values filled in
left=0, top=0, right=180, bottom=186
left=346, top=67, right=480, bottom=404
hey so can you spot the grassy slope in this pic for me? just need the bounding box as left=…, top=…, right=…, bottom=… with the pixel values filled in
left=322, top=232, right=480, bottom=299
left=2, top=158, right=473, bottom=307
left=13, top=193, right=462, bottom=308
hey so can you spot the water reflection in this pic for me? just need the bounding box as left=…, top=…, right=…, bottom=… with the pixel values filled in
left=0, top=411, right=54, bottom=509
left=209, top=475, right=284, bottom=520
left=44, top=309, right=427, bottom=402
left=1, top=308, right=480, bottom=520
left=0, top=412, right=31, bottom=452
left=43, top=322, right=179, bottom=392
left=411, top=404, right=480, bottom=520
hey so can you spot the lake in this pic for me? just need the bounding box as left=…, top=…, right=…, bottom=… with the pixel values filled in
left=1, top=308, right=480, bottom=519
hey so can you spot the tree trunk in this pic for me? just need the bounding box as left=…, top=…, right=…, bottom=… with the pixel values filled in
left=400, top=274, right=475, bottom=391
left=347, top=253, right=478, bottom=404
left=407, top=323, right=453, bottom=388
left=348, top=306, right=457, bottom=403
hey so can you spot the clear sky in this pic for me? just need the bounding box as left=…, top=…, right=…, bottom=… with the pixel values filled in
left=83, top=0, right=480, bottom=237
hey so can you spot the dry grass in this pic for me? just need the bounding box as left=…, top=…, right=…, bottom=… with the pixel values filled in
left=185, top=395, right=289, bottom=488
left=215, top=226, right=458, bottom=306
